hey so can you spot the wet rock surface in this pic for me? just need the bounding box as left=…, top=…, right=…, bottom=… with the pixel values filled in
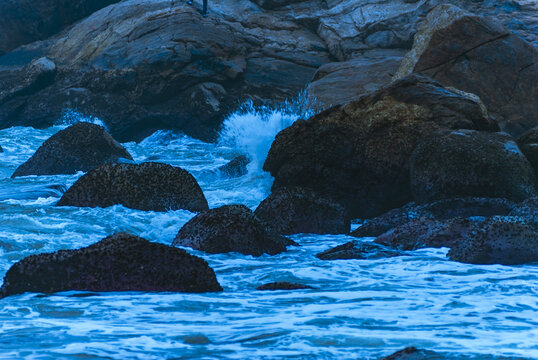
left=316, top=241, right=403, bottom=260
left=254, top=187, right=350, bottom=235
left=216, top=155, right=250, bottom=178
left=256, top=282, right=314, bottom=290
left=517, top=127, right=538, bottom=178
left=173, top=205, right=295, bottom=257
left=264, top=75, right=498, bottom=218
left=0, top=233, right=223, bottom=298
left=396, top=4, right=538, bottom=137
left=12, top=122, right=133, bottom=177
left=378, top=346, right=530, bottom=360
left=410, top=130, right=537, bottom=203
left=57, top=162, right=208, bottom=212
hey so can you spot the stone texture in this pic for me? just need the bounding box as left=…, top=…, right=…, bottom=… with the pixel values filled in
left=57, top=162, right=208, bottom=212
left=254, top=187, right=350, bottom=235
left=396, top=4, right=538, bottom=137
left=12, top=122, right=132, bottom=177
left=0, top=233, right=223, bottom=298
left=316, top=240, right=402, bottom=260
left=264, top=74, right=498, bottom=218
left=517, top=127, right=538, bottom=179
left=173, top=204, right=295, bottom=256
left=410, top=129, right=537, bottom=203
left=216, top=155, right=250, bottom=178
left=378, top=346, right=529, bottom=360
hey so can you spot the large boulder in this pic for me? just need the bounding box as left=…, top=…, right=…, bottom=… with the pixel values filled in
left=264, top=74, right=498, bottom=218
left=173, top=204, right=294, bottom=257
left=0, top=233, right=222, bottom=298
left=447, top=217, right=538, bottom=265
left=410, top=129, right=537, bottom=203
left=12, top=122, right=133, bottom=177
left=0, top=0, right=331, bottom=142
left=351, top=197, right=515, bottom=238
left=254, top=187, right=350, bottom=235
left=0, top=0, right=121, bottom=56
left=57, top=162, right=208, bottom=212
left=517, top=127, right=538, bottom=178
left=395, top=4, right=538, bottom=137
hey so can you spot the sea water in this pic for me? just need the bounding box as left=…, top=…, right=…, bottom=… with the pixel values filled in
left=0, top=107, right=537, bottom=359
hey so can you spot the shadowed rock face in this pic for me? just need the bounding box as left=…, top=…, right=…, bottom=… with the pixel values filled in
left=0, top=233, right=223, bottom=298
left=264, top=74, right=498, bottom=218
left=396, top=4, right=538, bottom=137
left=12, top=122, right=133, bottom=177
left=57, top=162, right=209, bottom=212
left=173, top=204, right=295, bottom=257
left=316, top=241, right=402, bottom=261
left=517, top=127, right=538, bottom=179
left=254, top=187, right=350, bottom=235
left=0, top=0, right=121, bottom=56
left=410, top=130, right=537, bottom=203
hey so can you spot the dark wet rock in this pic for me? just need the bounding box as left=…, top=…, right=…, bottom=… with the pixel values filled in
left=0, top=183, right=67, bottom=201
left=517, top=127, right=538, bottom=178
left=316, top=241, right=402, bottom=260
left=509, top=197, right=538, bottom=219
left=448, top=218, right=538, bottom=265
left=57, top=162, right=208, bottom=212
left=254, top=187, right=350, bottom=235
left=216, top=155, right=249, bottom=178
left=12, top=122, right=133, bottom=177
left=251, top=0, right=308, bottom=10
left=0, top=0, right=121, bottom=56
left=378, top=346, right=529, bottom=360
left=264, top=74, right=498, bottom=218
left=256, top=282, right=313, bottom=290
left=410, top=129, right=537, bottom=203
left=173, top=205, right=295, bottom=257
left=0, top=233, right=222, bottom=298
left=396, top=4, right=538, bottom=137
left=307, top=54, right=403, bottom=108
left=0, top=144, right=3, bottom=152
left=374, top=218, right=470, bottom=251
left=351, top=197, right=516, bottom=238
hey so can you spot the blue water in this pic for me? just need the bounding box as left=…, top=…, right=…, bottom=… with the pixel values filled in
left=0, top=109, right=537, bottom=359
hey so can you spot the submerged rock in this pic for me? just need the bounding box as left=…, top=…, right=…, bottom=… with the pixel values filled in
left=410, top=130, right=537, bottom=203
left=12, top=122, right=133, bottom=177
left=0, top=144, right=3, bottom=152
left=316, top=241, right=402, bottom=261
left=0, top=233, right=222, bottom=298
left=254, top=187, right=350, bottom=235
left=173, top=204, right=295, bottom=257
left=216, top=155, right=249, bottom=178
left=256, top=282, right=313, bottom=291
left=57, top=162, right=208, bottom=212
left=378, top=346, right=528, bottom=360
left=264, top=74, right=498, bottom=218
left=396, top=4, right=538, bottom=137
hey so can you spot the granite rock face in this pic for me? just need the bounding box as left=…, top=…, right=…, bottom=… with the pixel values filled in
left=264, top=75, right=498, bottom=218
left=396, top=4, right=538, bottom=137
left=0, top=233, right=223, bottom=298
left=173, top=204, right=295, bottom=256
left=57, top=162, right=209, bottom=212
left=410, top=129, right=537, bottom=203
left=12, top=122, right=132, bottom=177
left=254, top=187, right=350, bottom=235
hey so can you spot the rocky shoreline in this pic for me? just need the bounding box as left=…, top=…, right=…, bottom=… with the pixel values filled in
left=0, top=0, right=537, bottom=358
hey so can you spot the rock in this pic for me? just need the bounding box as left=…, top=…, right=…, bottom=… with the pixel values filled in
left=316, top=241, right=402, bottom=260
left=517, top=127, right=538, bottom=178
left=410, top=129, right=537, bottom=204
left=12, top=122, right=133, bottom=177
left=0, top=144, right=3, bottom=152
left=216, top=155, right=250, bottom=178
left=57, top=162, right=208, bottom=212
left=447, top=217, right=538, bottom=265
left=254, top=187, right=350, bottom=235
left=509, top=197, right=538, bottom=219
left=395, top=4, right=538, bottom=137
left=256, top=282, right=313, bottom=290
left=378, top=346, right=528, bottom=360
left=0, top=0, right=121, bottom=56
left=264, top=74, right=498, bottom=218
left=251, top=0, right=308, bottom=10
left=307, top=54, right=402, bottom=108
left=0, top=233, right=222, bottom=298
left=173, top=204, right=295, bottom=257
left=0, top=0, right=331, bottom=142
left=351, top=197, right=516, bottom=238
